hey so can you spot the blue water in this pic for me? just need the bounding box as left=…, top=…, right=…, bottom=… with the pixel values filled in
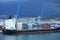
left=0, top=32, right=60, bottom=40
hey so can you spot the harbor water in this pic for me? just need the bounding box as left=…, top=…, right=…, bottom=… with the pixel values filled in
left=0, top=32, right=60, bottom=40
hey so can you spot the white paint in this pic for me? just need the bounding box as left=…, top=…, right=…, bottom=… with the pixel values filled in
left=5, top=19, right=16, bottom=30
left=0, top=22, right=4, bottom=26
left=17, top=22, right=23, bottom=30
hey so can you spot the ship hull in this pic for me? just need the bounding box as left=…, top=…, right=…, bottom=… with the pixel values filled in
left=2, top=28, right=60, bottom=34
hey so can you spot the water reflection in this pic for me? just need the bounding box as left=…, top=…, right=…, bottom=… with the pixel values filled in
left=3, top=33, right=60, bottom=40
left=4, top=34, right=34, bottom=40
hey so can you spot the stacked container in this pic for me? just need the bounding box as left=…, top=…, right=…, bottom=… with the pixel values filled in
left=28, top=23, right=33, bottom=30
left=42, top=23, right=47, bottom=28
left=54, top=24, right=60, bottom=29
left=22, top=23, right=28, bottom=30
left=49, top=24, right=55, bottom=29
left=17, top=22, right=23, bottom=30
left=32, top=23, right=42, bottom=30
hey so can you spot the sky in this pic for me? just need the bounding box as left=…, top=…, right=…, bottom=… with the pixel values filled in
left=0, top=0, right=60, bottom=17
left=0, top=0, right=31, bottom=2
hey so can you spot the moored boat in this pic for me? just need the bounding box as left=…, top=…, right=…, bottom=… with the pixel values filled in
left=2, top=17, right=60, bottom=34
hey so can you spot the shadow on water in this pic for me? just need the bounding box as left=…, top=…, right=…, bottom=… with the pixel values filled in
left=0, top=32, right=60, bottom=40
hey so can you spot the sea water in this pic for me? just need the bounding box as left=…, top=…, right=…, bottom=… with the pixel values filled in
left=0, top=32, right=60, bottom=40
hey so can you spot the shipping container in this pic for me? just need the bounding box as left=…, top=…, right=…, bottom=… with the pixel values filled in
left=22, top=23, right=28, bottom=30
left=33, top=27, right=38, bottom=30
left=32, top=24, right=43, bottom=27
left=42, top=24, right=47, bottom=28
left=58, top=24, right=60, bottom=27
left=28, top=23, right=33, bottom=30
left=50, top=27, right=54, bottom=29
left=17, top=22, right=23, bottom=30
left=54, top=24, right=60, bottom=28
